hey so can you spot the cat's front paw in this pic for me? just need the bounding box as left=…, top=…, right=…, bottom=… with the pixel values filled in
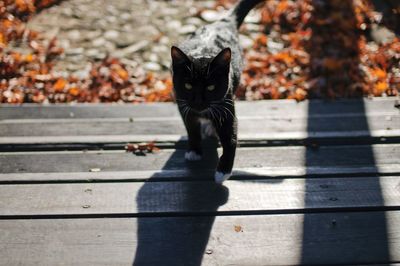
left=214, top=171, right=232, bottom=184
left=185, top=151, right=202, bottom=161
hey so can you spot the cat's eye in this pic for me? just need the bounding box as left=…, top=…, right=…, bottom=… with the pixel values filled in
left=184, top=83, right=192, bottom=90
left=207, top=85, right=215, bottom=91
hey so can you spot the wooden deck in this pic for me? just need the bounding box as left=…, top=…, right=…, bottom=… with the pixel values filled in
left=0, top=97, right=399, bottom=265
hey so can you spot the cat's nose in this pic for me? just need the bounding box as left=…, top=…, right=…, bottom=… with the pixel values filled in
left=192, top=95, right=205, bottom=110
left=191, top=100, right=207, bottom=112
left=193, top=94, right=201, bottom=103
left=192, top=104, right=207, bottom=112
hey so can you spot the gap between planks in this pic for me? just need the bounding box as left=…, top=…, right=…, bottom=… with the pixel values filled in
left=0, top=110, right=397, bottom=123
left=1, top=130, right=399, bottom=144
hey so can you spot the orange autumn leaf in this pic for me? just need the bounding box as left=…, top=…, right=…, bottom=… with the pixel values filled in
left=145, top=92, right=157, bottom=102
left=254, top=34, right=267, bottom=47
left=371, top=68, right=387, bottom=80
left=53, top=78, right=66, bottom=92
left=109, top=64, right=129, bottom=84
left=274, top=52, right=294, bottom=65
left=1, top=19, right=13, bottom=29
left=125, top=142, right=159, bottom=154
left=276, top=1, right=289, bottom=14
left=0, top=33, right=5, bottom=45
left=234, top=225, right=243, bottom=232
left=15, top=0, right=35, bottom=13
left=68, top=87, right=80, bottom=96
left=125, top=143, right=138, bottom=152
left=163, top=78, right=173, bottom=90
left=375, top=81, right=388, bottom=94
left=24, top=54, right=35, bottom=62
left=117, top=68, right=129, bottom=81
left=294, top=88, right=307, bottom=102
left=11, top=52, right=22, bottom=62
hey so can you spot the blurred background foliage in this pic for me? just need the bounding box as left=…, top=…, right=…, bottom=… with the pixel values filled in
left=0, top=0, right=399, bottom=103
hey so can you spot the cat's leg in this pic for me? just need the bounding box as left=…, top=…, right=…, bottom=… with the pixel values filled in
left=183, top=114, right=202, bottom=161
left=200, top=118, right=217, bottom=139
left=214, top=117, right=237, bottom=183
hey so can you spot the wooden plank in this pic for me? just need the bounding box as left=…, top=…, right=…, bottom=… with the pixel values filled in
left=0, top=102, right=180, bottom=120
left=1, top=144, right=398, bottom=175
left=0, top=176, right=399, bottom=216
left=2, top=164, right=400, bottom=183
left=1, top=129, right=399, bottom=155
left=0, top=211, right=399, bottom=265
left=0, top=98, right=397, bottom=120
left=2, top=129, right=399, bottom=146
left=2, top=130, right=399, bottom=152
left=0, top=114, right=398, bottom=137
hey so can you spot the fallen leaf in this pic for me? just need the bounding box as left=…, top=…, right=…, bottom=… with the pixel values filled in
left=234, top=225, right=243, bottom=232
left=125, top=143, right=138, bottom=152
left=53, top=78, right=66, bottom=92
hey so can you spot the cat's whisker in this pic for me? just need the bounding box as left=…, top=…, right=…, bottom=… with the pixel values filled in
left=179, top=106, right=187, bottom=114
left=223, top=101, right=234, bottom=107
left=210, top=99, right=234, bottom=108
left=178, top=102, right=189, bottom=110
left=205, top=108, right=213, bottom=120
left=223, top=98, right=234, bottom=102
left=220, top=105, right=236, bottom=120
left=209, top=108, right=220, bottom=126
left=211, top=105, right=227, bottom=120
left=208, top=108, right=216, bottom=122
left=216, top=108, right=225, bottom=125
left=214, top=105, right=235, bottom=120
left=183, top=107, right=190, bottom=123
left=211, top=106, right=223, bottom=126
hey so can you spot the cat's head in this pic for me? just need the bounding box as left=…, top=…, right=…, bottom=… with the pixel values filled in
left=171, top=46, right=231, bottom=113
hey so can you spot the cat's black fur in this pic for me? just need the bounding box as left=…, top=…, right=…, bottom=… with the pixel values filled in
left=171, top=0, right=264, bottom=183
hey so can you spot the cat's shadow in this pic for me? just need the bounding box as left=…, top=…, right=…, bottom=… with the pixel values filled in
left=133, top=137, right=228, bottom=266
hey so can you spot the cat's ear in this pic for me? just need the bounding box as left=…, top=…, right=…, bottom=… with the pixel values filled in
left=171, top=46, right=191, bottom=67
left=209, top=47, right=231, bottom=74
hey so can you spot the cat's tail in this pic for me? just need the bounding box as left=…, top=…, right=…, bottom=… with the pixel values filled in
left=229, top=0, right=265, bottom=29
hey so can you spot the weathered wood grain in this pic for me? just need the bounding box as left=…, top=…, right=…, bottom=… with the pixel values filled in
left=1, top=97, right=398, bottom=266
left=0, top=211, right=399, bottom=265
left=1, top=114, right=398, bottom=137
left=2, top=98, right=398, bottom=150
left=2, top=129, right=399, bottom=148
left=0, top=176, right=398, bottom=216
left=0, top=98, right=397, bottom=120
left=1, top=144, right=398, bottom=175
left=2, top=164, right=400, bottom=183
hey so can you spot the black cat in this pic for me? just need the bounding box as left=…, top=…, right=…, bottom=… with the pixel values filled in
left=171, top=0, right=264, bottom=183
